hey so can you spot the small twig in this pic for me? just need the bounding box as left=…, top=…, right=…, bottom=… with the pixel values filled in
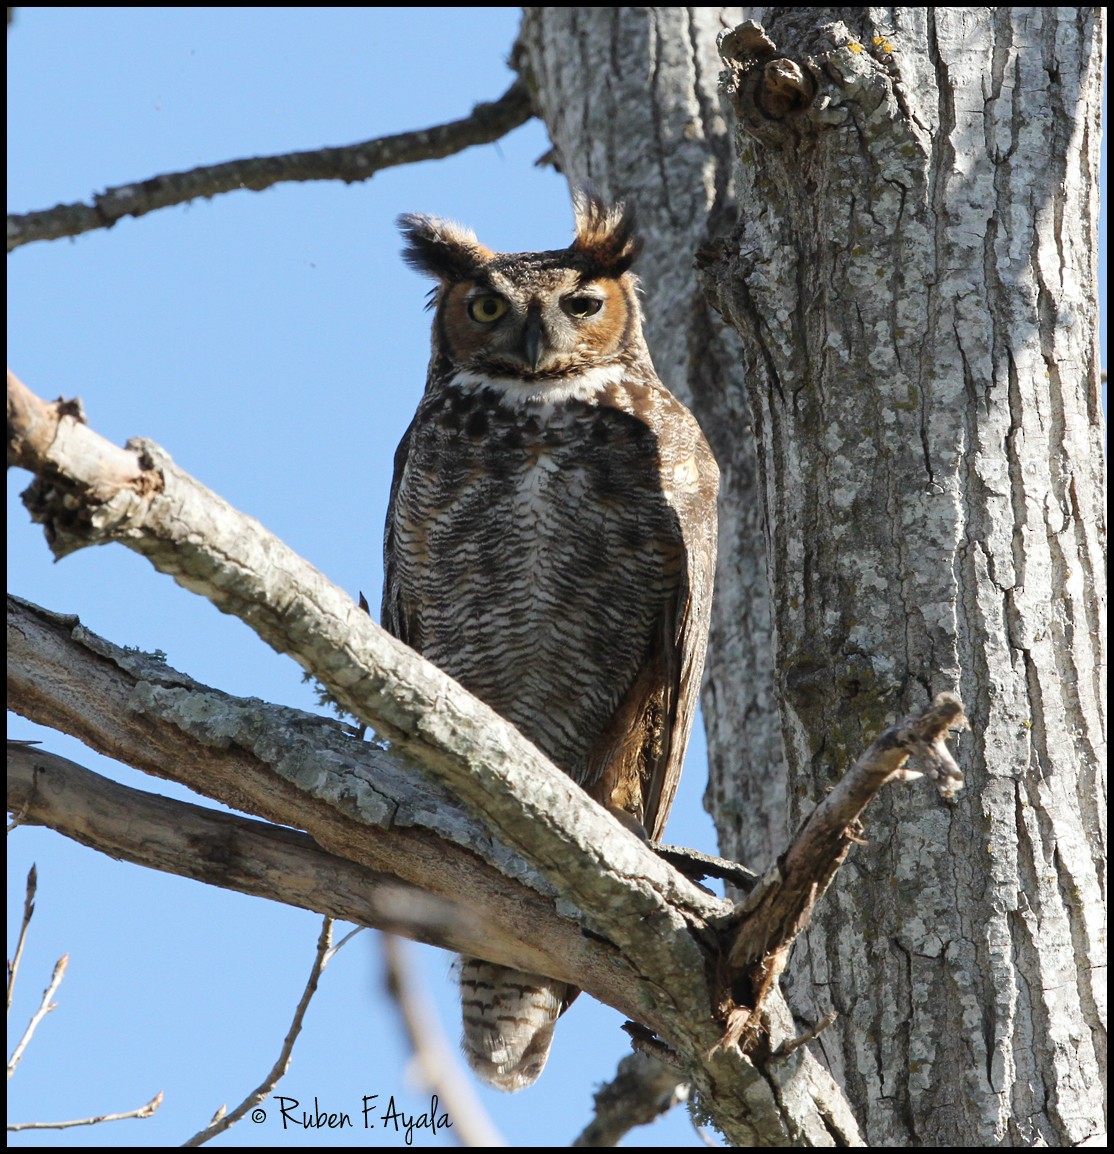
left=654, top=844, right=758, bottom=892
left=324, top=926, right=364, bottom=963
left=7, top=77, right=533, bottom=251
left=621, top=1021, right=687, bottom=1072
left=6, top=864, right=36, bottom=1013
left=5, top=869, right=165, bottom=1128
left=181, top=916, right=346, bottom=1146
left=7, top=953, right=67, bottom=1080
left=771, top=1011, right=839, bottom=1061
left=8, top=1091, right=163, bottom=1131
left=380, top=934, right=506, bottom=1148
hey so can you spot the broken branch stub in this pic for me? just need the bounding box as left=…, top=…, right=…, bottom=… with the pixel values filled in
left=719, top=693, right=966, bottom=1048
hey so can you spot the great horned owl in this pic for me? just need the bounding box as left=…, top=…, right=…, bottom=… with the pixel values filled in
left=382, top=190, right=718, bottom=1090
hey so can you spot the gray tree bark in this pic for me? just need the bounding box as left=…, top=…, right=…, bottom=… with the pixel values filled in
left=524, top=5, right=1106, bottom=1147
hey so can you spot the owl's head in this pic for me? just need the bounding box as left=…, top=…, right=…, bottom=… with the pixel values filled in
left=399, top=190, right=647, bottom=380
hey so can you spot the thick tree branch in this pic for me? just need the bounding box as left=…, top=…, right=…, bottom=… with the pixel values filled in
left=5, top=77, right=534, bottom=252
left=7, top=741, right=493, bottom=960
left=7, top=599, right=868, bottom=1147
left=6, top=596, right=650, bottom=992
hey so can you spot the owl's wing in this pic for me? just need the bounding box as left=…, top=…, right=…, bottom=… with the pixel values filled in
left=587, top=450, right=718, bottom=843
left=381, top=414, right=420, bottom=647
left=645, top=511, right=717, bottom=842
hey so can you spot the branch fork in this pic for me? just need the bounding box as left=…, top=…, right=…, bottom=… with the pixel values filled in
left=8, top=368, right=967, bottom=1146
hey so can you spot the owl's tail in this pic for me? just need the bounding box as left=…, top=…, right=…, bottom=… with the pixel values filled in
left=458, top=956, right=572, bottom=1091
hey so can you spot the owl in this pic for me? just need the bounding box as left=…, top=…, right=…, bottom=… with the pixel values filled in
left=382, top=190, right=719, bottom=1090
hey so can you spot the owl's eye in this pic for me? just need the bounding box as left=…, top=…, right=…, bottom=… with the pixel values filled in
left=467, top=295, right=508, bottom=323
left=561, top=295, right=604, bottom=319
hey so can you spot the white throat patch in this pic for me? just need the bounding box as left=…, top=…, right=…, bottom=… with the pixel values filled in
left=452, top=364, right=623, bottom=407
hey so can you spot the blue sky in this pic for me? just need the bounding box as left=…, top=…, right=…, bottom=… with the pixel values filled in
left=7, top=7, right=1106, bottom=1150
left=6, top=8, right=720, bottom=1148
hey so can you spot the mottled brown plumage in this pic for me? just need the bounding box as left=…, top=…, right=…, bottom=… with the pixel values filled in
left=383, top=191, right=718, bottom=1090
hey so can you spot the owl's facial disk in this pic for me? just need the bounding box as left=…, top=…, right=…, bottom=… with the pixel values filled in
left=441, top=271, right=631, bottom=379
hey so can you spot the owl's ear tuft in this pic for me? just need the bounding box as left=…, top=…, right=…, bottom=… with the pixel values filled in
left=398, top=214, right=495, bottom=282
left=570, top=188, right=643, bottom=276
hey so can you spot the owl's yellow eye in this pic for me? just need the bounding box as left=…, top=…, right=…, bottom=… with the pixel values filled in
left=561, top=295, right=604, bottom=319
left=467, top=295, right=508, bottom=323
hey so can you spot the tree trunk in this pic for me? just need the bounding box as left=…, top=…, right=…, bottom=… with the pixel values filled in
left=526, top=5, right=1106, bottom=1146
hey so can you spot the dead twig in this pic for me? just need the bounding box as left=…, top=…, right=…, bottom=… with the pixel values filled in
left=181, top=916, right=348, bottom=1146
left=721, top=694, right=967, bottom=1044
left=771, top=1012, right=839, bottom=1062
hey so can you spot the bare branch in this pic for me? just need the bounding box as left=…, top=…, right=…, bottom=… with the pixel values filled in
left=719, top=694, right=967, bottom=1048
left=6, top=741, right=510, bottom=963
left=182, top=917, right=340, bottom=1147
left=7, top=595, right=679, bottom=998
left=7, top=598, right=787, bottom=1128
left=380, top=935, right=506, bottom=1148
left=7, top=1091, right=164, bottom=1132
left=6, top=952, right=67, bottom=1080
left=729, top=693, right=967, bottom=973
left=6, top=78, right=533, bottom=252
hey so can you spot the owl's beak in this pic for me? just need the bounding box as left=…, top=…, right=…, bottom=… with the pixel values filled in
left=521, top=312, right=544, bottom=372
